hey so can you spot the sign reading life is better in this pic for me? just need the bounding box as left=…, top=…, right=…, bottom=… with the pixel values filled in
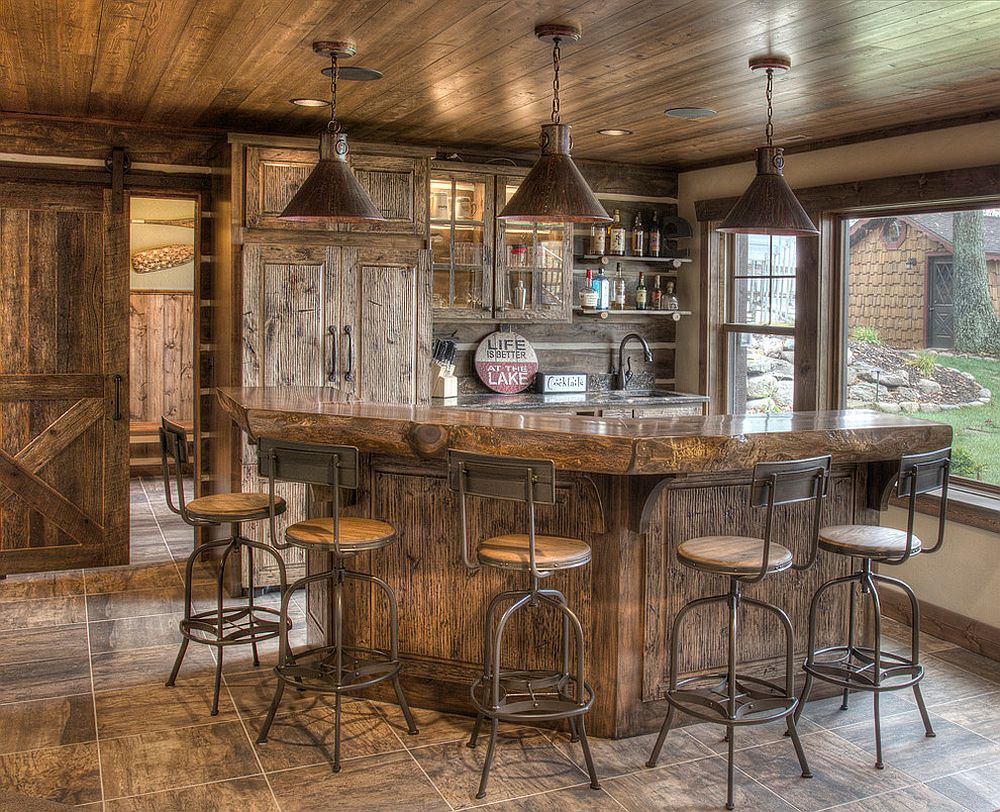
left=474, top=331, right=539, bottom=394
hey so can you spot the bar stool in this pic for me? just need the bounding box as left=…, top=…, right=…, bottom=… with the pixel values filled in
left=794, top=447, right=951, bottom=769
left=449, top=451, right=600, bottom=801
left=647, top=455, right=831, bottom=811
left=254, top=439, right=418, bottom=770
left=159, top=418, right=290, bottom=715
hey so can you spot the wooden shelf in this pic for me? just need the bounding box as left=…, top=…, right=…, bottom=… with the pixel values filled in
left=575, top=254, right=692, bottom=265
left=573, top=307, right=691, bottom=319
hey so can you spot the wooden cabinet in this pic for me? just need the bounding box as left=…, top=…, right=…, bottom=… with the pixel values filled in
left=243, top=144, right=427, bottom=235
left=431, top=163, right=573, bottom=322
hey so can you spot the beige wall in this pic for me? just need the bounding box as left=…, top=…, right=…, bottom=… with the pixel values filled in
left=675, top=119, right=1000, bottom=631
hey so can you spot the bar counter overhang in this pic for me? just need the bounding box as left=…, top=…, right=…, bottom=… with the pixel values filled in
left=219, top=386, right=952, bottom=738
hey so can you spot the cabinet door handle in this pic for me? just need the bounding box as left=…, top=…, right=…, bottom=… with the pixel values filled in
left=327, top=325, right=338, bottom=382
left=112, top=373, right=123, bottom=421
left=344, top=325, right=354, bottom=382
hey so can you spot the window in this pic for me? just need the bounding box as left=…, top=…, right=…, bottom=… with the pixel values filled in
left=840, top=207, right=1000, bottom=486
left=722, top=234, right=797, bottom=414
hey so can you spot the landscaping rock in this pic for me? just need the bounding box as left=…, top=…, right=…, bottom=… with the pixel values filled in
left=917, top=378, right=942, bottom=395
left=746, top=397, right=776, bottom=412
left=896, top=386, right=920, bottom=401
left=920, top=403, right=942, bottom=413
left=979, top=388, right=992, bottom=401
left=771, top=359, right=794, bottom=380
left=899, top=401, right=921, bottom=413
left=746, top=374, right=778, bottom=400
left=877, top=402, right=902, bottom=414
left=848, top=382, right=888, bottom=402
left=746, top=355, right=772, bottom=374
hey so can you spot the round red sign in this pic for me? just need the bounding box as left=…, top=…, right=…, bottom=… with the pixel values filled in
left=474, top=331, right=539, bottom=394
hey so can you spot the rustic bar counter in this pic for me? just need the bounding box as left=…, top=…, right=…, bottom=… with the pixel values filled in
left=218, top=386, right=951, bottom=738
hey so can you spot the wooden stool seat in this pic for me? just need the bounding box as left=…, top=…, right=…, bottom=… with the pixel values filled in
left=478, top=533, right=592, bottom=571
left=819, top=525, right=922, bottom=559
left=185, top=492, right=286, bottom=522
left=285, top=517, right=396, bottom=552
left=677, top=536, right=793, bottom=576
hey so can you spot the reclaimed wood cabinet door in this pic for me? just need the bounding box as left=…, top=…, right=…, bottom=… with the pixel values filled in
left=340, top=247, right=432, bottom=404
left=240, top=242, right=345, bottom=586
left=0, top=184, right=129, bottom=575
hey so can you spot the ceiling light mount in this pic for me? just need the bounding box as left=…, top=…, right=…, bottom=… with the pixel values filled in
left=748, top=54, right=791, bottom=74
left=597, top=128, right=633, bottom=136
left=312, top=40, right=357, bottom=60
left=534, top=23, right=582, bottom=44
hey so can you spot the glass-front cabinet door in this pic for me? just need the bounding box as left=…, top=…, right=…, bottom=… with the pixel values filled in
left=496, top=177, right=573, bottom=321
left=430, top=171, right=494, bottom=319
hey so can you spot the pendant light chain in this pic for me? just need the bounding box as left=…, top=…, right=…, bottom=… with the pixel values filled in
left=551, top=37, right=561, bottom=125
left=764, top=67, right=774, bottom=146
left=327, top=53, right=342, bottom=133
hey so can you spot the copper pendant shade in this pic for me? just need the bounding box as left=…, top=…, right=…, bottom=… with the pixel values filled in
left=718, top=56, right=818, bottom=237
left=280, top=40, right=384, bottom=223
left=498, top=24, right=609, bottom=224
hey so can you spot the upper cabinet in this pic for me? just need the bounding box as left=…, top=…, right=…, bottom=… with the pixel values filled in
left=240, top=138, right=429, bottom=236
left=431, top=163, right=573, bottom=323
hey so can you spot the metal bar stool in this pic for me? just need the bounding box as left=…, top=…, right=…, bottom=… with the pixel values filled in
left=647, top=455, right=831, bottom=811
left=254, top=439, right=418, bottom=770
left=159, top=418, right=290, bottom=716
left=794, top=447, right=951, bottom=769
left=449, top=451, right=600, bottom=801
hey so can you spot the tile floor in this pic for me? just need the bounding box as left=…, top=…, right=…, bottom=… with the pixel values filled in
left=1, top=478, right=999, bottom=810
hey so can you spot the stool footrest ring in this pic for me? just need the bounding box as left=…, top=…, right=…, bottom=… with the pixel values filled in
left=274, top=644, right=401, bottom=694
left=180, top=605, right=289, bottom=647
left=804, top=645, right=924, bottom=692
left=470, top=670, right=594, bottom=722
left=667, top=672, right=797, bottom=726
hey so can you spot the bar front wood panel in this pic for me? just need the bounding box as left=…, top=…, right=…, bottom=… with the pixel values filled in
left=128, top=292, right=194, bottom=424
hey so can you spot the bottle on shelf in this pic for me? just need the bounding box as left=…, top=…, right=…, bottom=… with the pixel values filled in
left=649, top=211, right=662, bottom=257
left=580, top=268, right=599, bottom=310
left=635, top=271, right=648, bottom=311
left=651, top=274, right=663, bottom=310
left=591, top=223, right=607, bottom=256
left=613, top=262, right=627, bottom=310
left=609, top=209, right=626, bottom=256
left=594, top=266, right=611, bottom=311
left=632, top=212, right=645, bottom=256
left=663, top=280, right=680, bottom=311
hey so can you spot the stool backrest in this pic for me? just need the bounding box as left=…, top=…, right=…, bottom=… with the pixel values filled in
left=746, top=454, right=832, bottom=582
left=895, top=446, right=951, bottom=563
left=257, top=438, right=360, bottom=556
left=158, top=418, right=202, bottom=526
left=447, top=451, right=556, bottom=579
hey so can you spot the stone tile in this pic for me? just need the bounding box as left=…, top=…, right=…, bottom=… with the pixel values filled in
left=252, top=700, right=404, bottom=771
left=95, top=681, right=238, bottom=738
left=0, top=656, right=91, bottom=705
left=100, top=720, right=261, bottom=800
left=91, top=642, right=217, bottom=692
left=832, top=714, right=1000, bottom=780
left=128, top=542, right=174, bottom=566
left=799, top=689, right=916, bottom=730
left=86, top=585, right=186, bottom=621
left=880, top=616, right=954, bottom=656
left=104, top=775, right=278, bottom=811
left=0, top=787, right=72, bottom=810
left=928, top=760, right=1000, bottom=812
left=683, top=713, right=823, bottom=754
left=0, top=570, right=85, bottom=601
left=268, top=750, right=448, bottom=812
left=84, top=563, right=182, bottom=595
left=930, top=646, right=1000, bottom=685
left=88, top=612, right=184, bottom=654
left=479, top=783, right=624, bottom=810
left=732, top=730, right=912, bottom=811
left=0, top=596, right=86, bottom=632
left=602, top=754, right=794, bottom=811
left=410, top=727, right=589, bottom=809
left=373, top=700, right=475, bottom=747
left=216, top=621, right=309, bottom=675
left=0, top=742, right=102, bottom=806
left=0, top=625, right=88, bottom=665
left=930, top=690, right=1000, bottom=741
left=550, top=727, right=712, bottom=779
left=0, top=694, right=96, bottom=755
left=898, top=654, right=1000, bottom=707
left=822, top=781, right=966, bottom=811
left=225, top=667, right=350, bottom=719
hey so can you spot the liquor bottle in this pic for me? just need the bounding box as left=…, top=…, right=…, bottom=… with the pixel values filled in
left=591, top=223, right=607, bottom=256
left=613, top=262, right=626, bottom=310
left=635, top=271, right=648, bottom=311
left=580, top=268, right=599, bottom=310
left=594, top=267, right=611, bottom=311
left=609, top=209, right=626, bottom=256
left=632, top=212, right=645, bottom=256
left=663, top=279, right=679, bottom=311
left=648, top=211, right=662, bottom=257
left=651, top=274, right=663, bottom=310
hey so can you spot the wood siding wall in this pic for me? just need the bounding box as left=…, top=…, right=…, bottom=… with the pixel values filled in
left=128, top=292, right=194, bottom=423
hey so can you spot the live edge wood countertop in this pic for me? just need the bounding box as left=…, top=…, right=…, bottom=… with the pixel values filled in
left=218, top=386, right=952, bottom=476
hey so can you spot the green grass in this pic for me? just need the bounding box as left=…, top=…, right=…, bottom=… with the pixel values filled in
left=912, top=354, right=1000, bottom=484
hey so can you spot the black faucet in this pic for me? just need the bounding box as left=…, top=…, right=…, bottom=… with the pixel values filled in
left=615, top=333, right=653, bottom=390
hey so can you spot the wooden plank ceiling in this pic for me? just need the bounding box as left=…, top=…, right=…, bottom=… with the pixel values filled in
left=3, top=0, right=1000, bottom=167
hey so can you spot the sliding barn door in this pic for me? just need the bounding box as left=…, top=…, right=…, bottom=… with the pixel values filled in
left=0, top=182, right=129, bottom=574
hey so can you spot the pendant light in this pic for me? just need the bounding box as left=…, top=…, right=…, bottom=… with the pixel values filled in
left=280, top=40, right=384, bottom=223
left=718, top=56, right=818, bottom=236
left=499, top=24, right=610, bottom=224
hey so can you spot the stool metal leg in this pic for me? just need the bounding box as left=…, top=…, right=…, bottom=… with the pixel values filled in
left=576, top=715, right=601, bottom=790
left=866, top=568, right=885, bottom=769
left=243, top=525, right=260, bottom=669
left=725, top=579, right=738, bottom=811
left=842, top=579, right=857, bottom=711
left=256, top=577, right=296, bottom=744
left=476, top=717, right=500, bottom=800
left=468, top=713, right=484, bottom=748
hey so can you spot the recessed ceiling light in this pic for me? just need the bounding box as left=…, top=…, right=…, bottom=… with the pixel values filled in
left=290, top=98, right=330, bottom=107
left=664, top=107, right=718, bottom=120
left=597, top=128, right=634, bottom=136
left=321, top=66, right=384, bottom=81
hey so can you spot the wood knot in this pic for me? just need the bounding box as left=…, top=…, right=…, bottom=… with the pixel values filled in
left=408, top=424, right=449, bottom=458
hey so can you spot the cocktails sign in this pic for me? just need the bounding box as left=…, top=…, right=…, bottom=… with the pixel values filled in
left=474, top=331, right=539, bottom=394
